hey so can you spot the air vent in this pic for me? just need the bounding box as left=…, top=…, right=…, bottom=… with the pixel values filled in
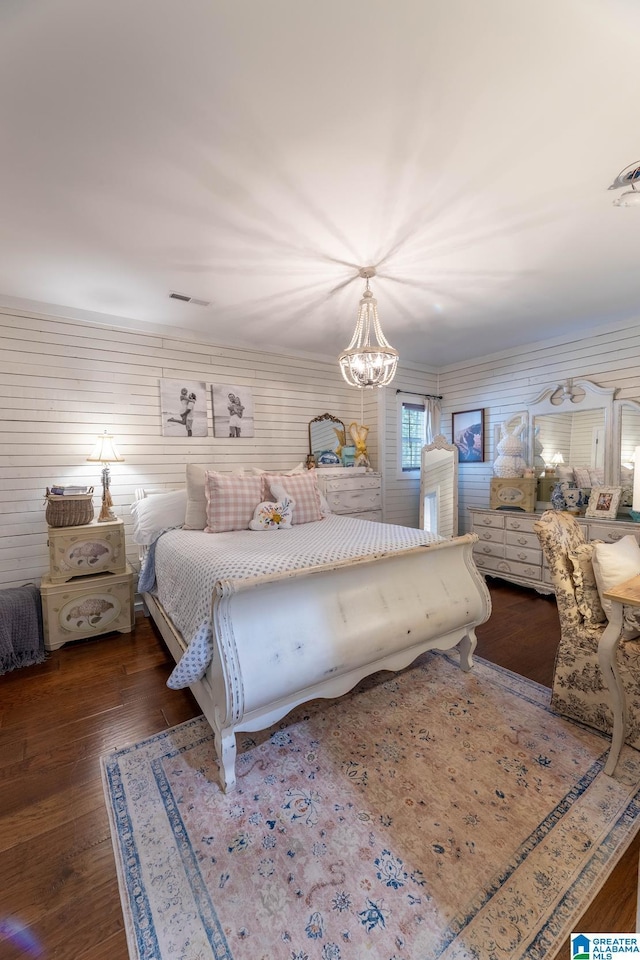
left=169, top=291, right=211, bottom=306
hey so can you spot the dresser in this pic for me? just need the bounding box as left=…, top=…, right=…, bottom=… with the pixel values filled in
left=315, top=467, right=383, bottom=521
left=469, top=507, right=640, bottom=594
left=40, top=518, right=134, bottom=650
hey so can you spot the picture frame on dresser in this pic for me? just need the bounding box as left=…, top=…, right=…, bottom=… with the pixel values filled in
left=452, top=409, right=485, bottom=463
left=585, top=486, right=622, bottom=520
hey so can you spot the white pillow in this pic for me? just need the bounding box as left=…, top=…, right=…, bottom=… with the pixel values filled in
left=592, top=535, right=640, bottom=638
left=556, top=464, right=575, bottom=482
left=249, top=484, right=295, bottom=530
left=130, top=489, right=187, bottom=545
left=250, top=463, right=305, bottom=476
left=184, top=464, right=244, bottom=530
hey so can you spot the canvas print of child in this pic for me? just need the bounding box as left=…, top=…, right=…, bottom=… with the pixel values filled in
left=212, top=384, right=255, bottom=438
left=161, top=379, right=208, bottom=437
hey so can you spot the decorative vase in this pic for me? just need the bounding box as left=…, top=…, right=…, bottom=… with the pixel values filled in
left=551, top=481, right=567, bottom=511
left=562, top=482, right=582, bottom=515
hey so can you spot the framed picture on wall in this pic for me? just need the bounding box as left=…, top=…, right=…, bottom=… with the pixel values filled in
left=585, top=486, right=622, bottom=520
left=452, top=409, right=485, bottom=463
left=161, top=378, right=208, bottom=437
left=212, top=384, right=255, bottom=438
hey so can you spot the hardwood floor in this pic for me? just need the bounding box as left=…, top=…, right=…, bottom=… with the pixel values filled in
left=0, top=579, right=637, bottom=958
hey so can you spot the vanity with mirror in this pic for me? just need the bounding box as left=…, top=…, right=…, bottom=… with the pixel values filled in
left=308, top=412, right=383, bottom=522
left=470, top=377, right=640, bottom=593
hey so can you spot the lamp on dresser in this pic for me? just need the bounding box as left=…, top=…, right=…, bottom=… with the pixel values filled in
left=87, top=430, right=124, bottom=522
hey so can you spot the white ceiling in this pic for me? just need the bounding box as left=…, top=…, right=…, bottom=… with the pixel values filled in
left=0, top=0, right=639, bottom=368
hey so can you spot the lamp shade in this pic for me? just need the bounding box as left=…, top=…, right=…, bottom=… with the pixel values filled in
left=550, top=452, right=565, bottom=466
left=87, top=431, right=124, bottom=463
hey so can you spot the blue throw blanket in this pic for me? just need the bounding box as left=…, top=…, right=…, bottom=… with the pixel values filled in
left=0, top=584, right=46, bottom=675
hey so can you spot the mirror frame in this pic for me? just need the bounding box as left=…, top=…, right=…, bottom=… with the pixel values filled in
left=420, top=434, right=458, bottom=537
left=526, top=378, right=616, bottom=485
left=309, top=412, right=345, bottom=456
left=613, top=397, right=640, bottom=489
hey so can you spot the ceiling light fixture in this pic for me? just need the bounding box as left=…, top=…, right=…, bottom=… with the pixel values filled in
left=608, top=161, right=640, bottom=207
left=338, top=267, right=399, bottom=389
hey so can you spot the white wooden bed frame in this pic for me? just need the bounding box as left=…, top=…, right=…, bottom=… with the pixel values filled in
left=136, top=490, right=491, bottom=793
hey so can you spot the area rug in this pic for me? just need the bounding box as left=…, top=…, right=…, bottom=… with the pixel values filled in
left=102, top=652, right=640, bottom=960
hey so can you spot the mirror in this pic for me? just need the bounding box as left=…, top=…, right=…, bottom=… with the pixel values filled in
left=420, top=435, right=458, bottom=538
left=527, top=378, right=615, bottom=486
left=534, top=409, right=606, bottom=471
left=309, top=413, right=345, bottom=465
left=613, top=399, right=640, bottom=508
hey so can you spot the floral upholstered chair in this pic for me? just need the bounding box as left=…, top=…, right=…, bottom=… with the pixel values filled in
left=534, top=510, right=640, bottom=750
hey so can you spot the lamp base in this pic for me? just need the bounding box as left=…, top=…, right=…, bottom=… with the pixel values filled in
left=629, top=510, right=640, bottom=523
left=97, top=471, right=117, bottom=522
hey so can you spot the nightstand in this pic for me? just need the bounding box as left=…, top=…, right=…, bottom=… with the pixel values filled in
left=41, top=518, right=134, bottom=650
left=47, top=517, right=127, bottom=583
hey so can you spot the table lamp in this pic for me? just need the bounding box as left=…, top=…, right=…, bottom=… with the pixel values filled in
left=546, top=452, right=564, bottom=476
left=87, top=431, right=124, bottom=522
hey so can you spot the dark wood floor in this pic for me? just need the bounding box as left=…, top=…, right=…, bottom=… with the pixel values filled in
left=0, top=579, right=637, bottom=959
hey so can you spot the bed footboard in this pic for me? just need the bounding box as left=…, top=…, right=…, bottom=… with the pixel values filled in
left=200, top=533, right=489, bottom=792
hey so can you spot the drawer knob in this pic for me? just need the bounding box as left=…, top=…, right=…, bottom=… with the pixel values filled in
left=517, top=552, right=527, bottom=560
left=511, top=521, right=522, bottom=529
left=481, top=518, right=493, bottom=525
left=517, top=537, right=527, bottom=545
left=482, top=546, right=492, bottom=554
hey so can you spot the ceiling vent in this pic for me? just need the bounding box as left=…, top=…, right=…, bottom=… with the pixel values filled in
left=169, top=291, right=211, bottom=306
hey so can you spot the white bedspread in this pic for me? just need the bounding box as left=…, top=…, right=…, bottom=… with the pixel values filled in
left=153, top=514, right=441, bottom=688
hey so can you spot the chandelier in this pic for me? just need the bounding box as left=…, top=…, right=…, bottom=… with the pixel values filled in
left=338, top=267, right=399, bottom=388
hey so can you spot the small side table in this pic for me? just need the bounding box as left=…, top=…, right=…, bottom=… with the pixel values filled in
left=598, top=573, right=640, bottom=775
left=40, top=563, right=135, bottom=650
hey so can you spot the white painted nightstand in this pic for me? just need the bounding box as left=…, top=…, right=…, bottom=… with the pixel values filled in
left=47, top=517, right=127, bottom=583
left=41, top=518, right=133, bottom=650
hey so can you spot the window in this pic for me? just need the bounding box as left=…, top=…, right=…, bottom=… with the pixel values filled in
left=398, top=395, right=426, bottom=475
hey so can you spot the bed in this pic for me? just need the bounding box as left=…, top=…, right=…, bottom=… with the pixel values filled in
left=135, top=487, right=491, bottom=792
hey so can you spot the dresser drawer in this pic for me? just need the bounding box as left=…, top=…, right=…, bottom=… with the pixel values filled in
left=473, top=512, right=505, bottom=530
left=505, top=530, right=539, bottom=550
left=505, top=544, right=541, bottom=566
left=321, top=474, right=381, bottom=493
left=476, top=527, right=504, bottom=544
left=326, top=488, right=382, bottom=515
left=47, top=518, right=126, bottom=583
left=504, top=515, right=538, bottom=534
left=587, top=522, right=640, bottom=544
left=474, top=541, right=505, bottom=559
left=474, top=553, right=542, bottom=582
left=40, top=564, right=134, bottom=650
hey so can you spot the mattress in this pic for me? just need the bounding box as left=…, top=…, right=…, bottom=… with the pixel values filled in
left=151, top=514, right=441, bottom=688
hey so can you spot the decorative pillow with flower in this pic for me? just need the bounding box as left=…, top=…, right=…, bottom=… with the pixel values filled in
left=249, top=485, right=294, bottom=531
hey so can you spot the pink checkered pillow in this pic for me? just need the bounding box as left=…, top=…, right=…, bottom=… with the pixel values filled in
left=267, top=473, right=323, bottom=524
left=204, top=471, right=263, bottom=533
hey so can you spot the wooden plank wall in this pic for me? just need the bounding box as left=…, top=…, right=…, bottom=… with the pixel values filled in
left=0, top=309, right=412, bottom=591
left=437, top=320, right=640, bottom=533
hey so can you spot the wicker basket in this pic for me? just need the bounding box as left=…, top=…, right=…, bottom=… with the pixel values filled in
left=45, top=488, right=94, bottom=528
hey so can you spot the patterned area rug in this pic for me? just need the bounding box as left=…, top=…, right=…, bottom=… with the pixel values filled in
left=102, top=653, right=640, bottom=960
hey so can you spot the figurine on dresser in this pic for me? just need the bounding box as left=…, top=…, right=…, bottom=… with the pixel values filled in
left=493, top=419, right=526, bottom=478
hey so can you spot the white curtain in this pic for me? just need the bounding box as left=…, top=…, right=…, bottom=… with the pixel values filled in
left=423, top=395, right=442, bottom=444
